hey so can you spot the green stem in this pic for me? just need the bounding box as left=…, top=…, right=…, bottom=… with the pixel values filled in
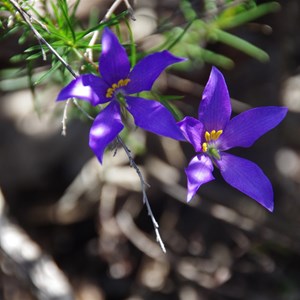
left=125, top=19, right=136, bottom=68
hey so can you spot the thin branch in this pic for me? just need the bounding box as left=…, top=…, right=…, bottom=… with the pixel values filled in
left=72, top=98, right=95, bottom=121
left=21, top=2, right=50, bottom=33
left=61, top=99, right=70, bottom=136
left=124, top=0, right=136, bottom=21
left=117, top=136, right=166, bottom=253
left=102, top=0, right=135, bottom=22
left=9, top=0, right=78, bottom=78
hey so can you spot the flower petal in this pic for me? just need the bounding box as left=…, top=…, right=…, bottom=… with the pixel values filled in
left=177, top=117, right=204, bottom=152
left=125, top=51, right=186, bottom=94
left=218, top=152, right=273, bottom=211
left=198, top=66, right=231, bottom=131
left=99, top=28, right=130, bottom=84
left=126, top=96, right=184, bottom=140
left=89, top=101, right=124, bottom=163
left=56, top=74, right=110, bottom=106
left=185, top=155, right=215, bottom=202
left=218, top=106, right=288, bottom=151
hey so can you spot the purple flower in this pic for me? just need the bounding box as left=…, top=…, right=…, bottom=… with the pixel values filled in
left=178, top=67, right=287, bottom=211
left=57, top=28, right=185, bottom=163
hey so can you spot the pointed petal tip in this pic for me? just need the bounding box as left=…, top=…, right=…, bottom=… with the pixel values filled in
left=255, top=193, right=274, bottom=212
left=161, top=50, right=187, bottom=63
left=56, top=94, right=64, bottom=102
left=256, top=197, right=274, bottom=212
left=96, top=155, right=103, bottom=165
left=186, top=193, right=193, bottom=203
left=103, top=27, right=111, bottom=34
left=199, top=64, right=231, bottom=131
left=210, top=66, right=225, bottom=81
left=261, top=191, right=274, bottom=212
left=211, top=65, right=220, bottom=72
left=266, top=202, right=274, bottom=212
left=101, top=27, right=114, bottom=48
left=55, top=74, right=109, bottom=106
left=218, top=153, right=274, bottom=213
left=280, top=106, right=289, bottom=117
left=56, top=90, right=72, bottom=102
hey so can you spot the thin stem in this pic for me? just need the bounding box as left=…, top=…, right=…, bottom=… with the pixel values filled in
left=117, top=136, right=166, bottom=253
left=125, top=18, right=136, bottom=68
left=61, top=97, right=94, bottom=135
left=72, top=98, right=94, bottom=121
left=9, top=0, right=78, bottom=78
left=61, top=98, right=70, bottom=136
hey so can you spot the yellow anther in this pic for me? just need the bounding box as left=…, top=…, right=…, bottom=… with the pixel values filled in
left=205, top=131, right=211, bottom=142
left=106, top=88, right=113, bottom=98
left=105, top=78, right=131, bottom=98
left=204, top=130, right=223, bottom=142
left=202, top=142, right=208, bottom=152
left=119, top=79, right=130, bottom=87
left=214, top=130, right=223, bottom=140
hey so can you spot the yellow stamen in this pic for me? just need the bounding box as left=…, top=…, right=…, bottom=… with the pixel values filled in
left=212, top=129, right=223, bottom=140
left=202, top=129, right=223, bottom=154
left=106, top=78, right=131, bottom=98
left=215, top=130, right=223, bottom=139
left=205, top=131, right=211, bottom=142
left=210, top=130, right=216, bottom=139
left=204, top=129, right=223, bottom=142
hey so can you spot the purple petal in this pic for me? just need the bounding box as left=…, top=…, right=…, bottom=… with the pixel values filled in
left=218, top=152, right=273, bottom=211
left=99, top=28, right=130, bottom=84
left=177, top=117, right=204, bottom=152
left=185, top=155, right=215, bottom=202
left=89, top=101, right=124, bottom=163
left=126, top=96, right=184, bottom=140
left=218, top=106, right=288, bottom=151
left=198, top=66, right=231, bottom=131
left=56, top=74, right=110, bottom=106
left=125, top=51, right=186, bottom=94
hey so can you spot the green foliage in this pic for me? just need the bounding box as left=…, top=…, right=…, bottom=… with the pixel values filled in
left=0, top=0, right=280, bottom=119
left=0, top=0, right=129, bottom=88
left=158, top=0, right=280, bottom=69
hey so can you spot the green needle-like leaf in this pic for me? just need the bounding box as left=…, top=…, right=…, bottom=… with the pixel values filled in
left=33, top=61, right=61, bottom=85
left=216, top=2, right=280, bottom=30
left=125, top=19, right=136, bottom=68
left=213, top=28, right=269, bottom=62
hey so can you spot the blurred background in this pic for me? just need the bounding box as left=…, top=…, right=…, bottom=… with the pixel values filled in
left=0, top=0, right=300, bottom=299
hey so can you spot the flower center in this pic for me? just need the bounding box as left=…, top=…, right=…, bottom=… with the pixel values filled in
left=106, top=78, right=131, bottom=98
left=202, top=129, right=223, bottom=160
